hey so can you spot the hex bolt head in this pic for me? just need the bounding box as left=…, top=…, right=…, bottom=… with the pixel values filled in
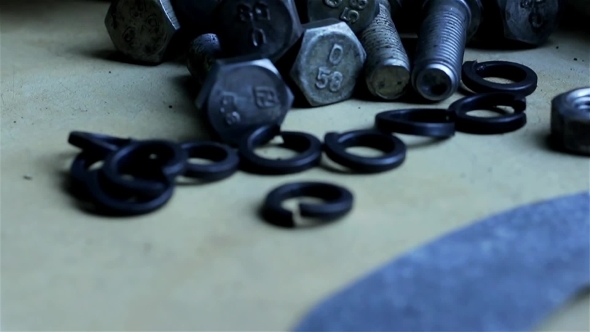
left=289, top=19, right=366, bottom=107
left=305, top=0, right=380, bottom=33
left=186, top=34, right=223, bottom=85
left=412, top=0, right=483, bottom=102
left=551, top=87, right=590, bottom=155
left=213, top=0, right=303, bottom=62
left=477, top=0, right=563, bottom=46
left=105, top=0, right=181, bottom=64
left=196, top=56, right=294, bottom=145
left=360, top=0, right=410, bottom=100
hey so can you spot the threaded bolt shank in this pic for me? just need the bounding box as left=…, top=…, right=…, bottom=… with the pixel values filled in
left=412, top=0, right=472, bottom=101
left=360, top=1, right=411, bottom=100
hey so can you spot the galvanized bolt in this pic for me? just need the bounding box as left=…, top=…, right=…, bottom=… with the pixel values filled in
left=412, top=0, right=483, bottom=102
left=186, top=34, right=223, bottom=85
left=288, top=19, right=366, bottom=107
left=359, top=0, right=410, bottom=100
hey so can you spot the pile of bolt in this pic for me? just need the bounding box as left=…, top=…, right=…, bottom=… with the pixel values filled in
left=93, top=0, right=579, bottom=223
left=104, top=0, right=563, bottom=110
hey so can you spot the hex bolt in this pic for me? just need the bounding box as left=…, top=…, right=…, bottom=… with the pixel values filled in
left=304, top=0, right=380, bottom=34
left=105, top=0, right=182, bottom=64
left=411, top=0, right=482, bottom=102
left=213, top=0, right=303, bottom=62
left=195, top=56, right=294, bottom=146
left=286, top=19, right=366, bottom=107
left=359, top=0, right=410, bottom=100
left=475, top=0, right=563, bottom=46
left=186, top=34, right=223, bottom=85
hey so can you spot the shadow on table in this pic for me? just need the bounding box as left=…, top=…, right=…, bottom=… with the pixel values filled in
left=531, top=131, right=590, bottom=158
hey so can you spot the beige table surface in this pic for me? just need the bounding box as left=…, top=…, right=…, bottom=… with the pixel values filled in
left=1, top=0, right=589, bottom=330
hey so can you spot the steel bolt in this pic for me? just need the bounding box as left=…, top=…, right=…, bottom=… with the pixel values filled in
left=475, top=0, right=563, bottom=46
left=359, top=0, right=410, bottom=100
left=195, top=56, right=294, bottom=145
left=186, top=34, right=223, bottom=85
left=412, top=0, right=482, bottom=102
left=105, top=0, right=182, bottom=64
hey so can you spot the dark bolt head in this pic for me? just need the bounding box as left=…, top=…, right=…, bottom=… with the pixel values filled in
left=195, top=56, right=294, bottom=145
left=503, top=0, right=562, bottom=45
left=105, top=0, right=181, bottom=64
left=479, top=0, right=563, bottom=46
left=213, top=0, right=303, bottom=62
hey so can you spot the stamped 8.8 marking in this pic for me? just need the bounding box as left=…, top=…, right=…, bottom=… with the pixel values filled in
left=315, top=44, right=345, bottom=93
left=323, top=0, right=368, bottom=24
left=236, top=1, right=271, bottom=47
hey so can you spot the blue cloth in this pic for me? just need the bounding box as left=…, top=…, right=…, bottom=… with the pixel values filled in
left=294, top=192, right=590, bottom=331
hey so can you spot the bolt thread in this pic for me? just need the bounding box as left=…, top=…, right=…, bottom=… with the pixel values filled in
left=360, top=2, right=411, bottom=100
left=187, top=33, right=223, bottom=85
left=412, top=0, right=471, bottom=100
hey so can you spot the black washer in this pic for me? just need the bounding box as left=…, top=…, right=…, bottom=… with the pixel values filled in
left=261, top=182, right=354, bottom=228
left=180, top=141, right=239, bottom=181
left=70, top=152, right=174, bottom=216
left=449, top=92, right=528, bottom=135
left=100, top=140, right=187, bottom=197
left=323, top=130, right=406, bottom=173
left=375, top=108, right=455, bottom=138
left=462, top=60, right=538, bottom=96
left=238, top=125, right=322, bottom=175
left=68, top=131, right=132, bottom=157
left=70, top=151, right=103, bottom=184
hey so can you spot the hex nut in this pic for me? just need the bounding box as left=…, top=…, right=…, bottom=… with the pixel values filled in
left=196, top=56, right=294, bottom=145
left=213, top=0, right=303, bottom=62
left=289, top=19, right=366, bottom=107
left=105, top=0, right=181, bottom=64
left=551, top=87, right=590, bottom=155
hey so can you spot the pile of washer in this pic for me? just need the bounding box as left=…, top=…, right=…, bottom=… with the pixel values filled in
left=66, top=61, right=539, bottom=226
left=65, top=0, right=589, bottom=225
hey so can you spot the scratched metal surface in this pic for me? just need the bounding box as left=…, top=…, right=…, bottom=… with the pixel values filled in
left=1, top=0, right=589, bottom=330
